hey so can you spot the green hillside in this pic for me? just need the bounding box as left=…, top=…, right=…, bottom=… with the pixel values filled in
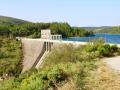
left=82, top=26, right=120, bottom=34
left=95, top=26, right=120, bottom=34
left=0, top=16, right=28, bottom=25
left=0, top=16, right=120, bottom=90
left=0, top=17, right=94, bottom=38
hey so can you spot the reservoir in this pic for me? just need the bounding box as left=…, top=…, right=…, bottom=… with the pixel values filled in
left=63, top=34, right=120, bottom=44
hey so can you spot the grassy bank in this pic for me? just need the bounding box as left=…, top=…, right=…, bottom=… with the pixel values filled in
left=0, top=40, right=120, bottom=90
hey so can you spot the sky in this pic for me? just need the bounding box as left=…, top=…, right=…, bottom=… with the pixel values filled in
left=0, top=0, right=120, bottom=27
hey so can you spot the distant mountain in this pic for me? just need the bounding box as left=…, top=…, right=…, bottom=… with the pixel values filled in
left=81, top=26, right=120, bottom=34
left=81, top=26, right=112, bottom=31
left=82, top=26, right=120, bottom=34
left=94, top=26, right=120, bottom=34
left=0, top=16, right=29, bottom=25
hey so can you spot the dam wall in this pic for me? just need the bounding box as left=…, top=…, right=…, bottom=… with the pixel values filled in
left=22, top=39, right=45, bottom=73
left=21, top=39, right=63, bottom=72
left=21, top=39, right=120, bottom=73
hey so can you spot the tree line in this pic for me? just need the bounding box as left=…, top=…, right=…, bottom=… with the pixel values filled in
left=95, top=26, right=120, bottom=34
left=0, top=22, right=94, bottom=38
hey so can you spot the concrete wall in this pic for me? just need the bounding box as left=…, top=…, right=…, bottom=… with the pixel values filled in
left=41, top=29, right=51, bottom=39
left=22, top=39, right=45, bottom=73
left=21, top=38, right=120, bottom=73
left=21, top=39, right=88, bottom=72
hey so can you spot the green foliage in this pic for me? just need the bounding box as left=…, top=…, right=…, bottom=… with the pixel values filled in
left=0, top=16, right=27, bottom=25
left=85, top=40, right=120, bottom=57
left=50, top=22, right=72, bottom=37
left=1, top=16, right=120, bottom=90
left=110, top=45, right=119, bottom=52
left=0, top=77, right=20, bottom=90
left=0, top=38, right=23, bottom=76
left=97, top=44, right=112, bottom=57
left=72, top=27, right=94, bottom=37
left=0, top=19, right=94, bottom=38
left=95, top=26, right=120, bottom=34
left=42, top=45, right=99, bottom=90
left=0, top=44, right=120, bottom=90
left=20, top=67, right=67, bottom=90
left=85, top=38, right=105, bottom=52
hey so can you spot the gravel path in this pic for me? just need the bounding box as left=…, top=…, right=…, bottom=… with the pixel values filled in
left=103, top=56, right=120, bottom=72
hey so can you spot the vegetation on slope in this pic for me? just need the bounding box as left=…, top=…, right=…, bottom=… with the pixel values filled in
left=0, top=37, right=23, bottom=77
left=95, top=26, right=120, bottom=34
left=0, top=22, right=94, bottom=38
left=85, top=39, right=120, bottom=57
left=0, top=16, right=94, bottom=38
left=1, top=40, right=120, bottom=90
left=0, top=16, right=120, bottom=90
left=0, top=16, right=28, bottom=25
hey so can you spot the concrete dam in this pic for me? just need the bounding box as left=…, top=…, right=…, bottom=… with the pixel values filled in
left=21, top=38, right=86, bottom=73
left=21, top=29, right=66, bottom=72
left=21, top=29, right=120, bottom=73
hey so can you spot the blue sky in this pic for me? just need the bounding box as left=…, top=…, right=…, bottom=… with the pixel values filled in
left=0, top=0, right=120, bottom=26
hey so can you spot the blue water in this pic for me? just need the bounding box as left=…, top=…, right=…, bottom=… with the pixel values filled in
left=63, top=34, right=120, bottom=44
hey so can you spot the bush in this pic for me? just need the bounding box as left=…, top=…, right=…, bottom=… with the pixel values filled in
left=97, top=44, right=112, bottom=57
left=85, top=44, right=97, bottom=52
left=20, top=66, right=68, bottom=90
left=85, top=38, right=105, bottom=53
left=0, top=77, right=20, bottom=90
left=110, top=45, right=119, bottom=53
left=0, top=38, right=23, bottom=76
left=1, top=43, right=120, bottom=90
left=85, top=42, right=120, bottom=57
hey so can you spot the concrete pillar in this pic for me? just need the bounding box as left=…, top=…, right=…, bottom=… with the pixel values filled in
left=53, top=35, right=54, bottom=40
left=47, top=42, right=48, bottom=51
left=52, top=35, right=53, bottom=40
left=46, top=42, right=47, bottom=51
left=58, top=35, right=60, bottom=40
left=46, top=42, right=48, bottom=51
left=50, top=42, right=51, bottom=51
left=54, top=35, right=55, bottom=40
left=48, top=42, right=49, bottom=51
left=45, top=42, right=46, bottom=51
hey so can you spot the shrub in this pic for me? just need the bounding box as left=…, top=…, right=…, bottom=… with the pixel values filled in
left=97, top=44, right=112, bottom=57
left=85, top=42, right=120, bottom=57
left=0, top=77, right=20, bottom=90
left=47, top=68, right=67, bottom=84
left=85, top=38, right=105, bottom=53
left=85, top=45, right=97, bottom=52
left=110, top=45, right=119, bottom=53
left=20, top=66, right=68, bottom=90
left=0, top=38, right=23, bottom=76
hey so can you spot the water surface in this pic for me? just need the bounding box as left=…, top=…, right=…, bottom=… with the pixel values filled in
left=63, top=34, right=120, bottom=44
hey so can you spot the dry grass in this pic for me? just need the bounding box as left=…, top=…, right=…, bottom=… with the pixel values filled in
left=85, top=61, right=120, bottom=90
left=58, top=79, right=76, bottom=90
left=56, top=61, right=120, bottom=90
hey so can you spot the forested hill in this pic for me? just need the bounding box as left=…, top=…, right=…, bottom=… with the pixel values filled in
left=0, top=16, right=94, bottom=38
left=94, top=26, right=120, bottom=34
left=0, top=16, right=28, bottom=25
left=82, top=26, right=112, bottom=31
left=82, top=26, right=120, bottom=34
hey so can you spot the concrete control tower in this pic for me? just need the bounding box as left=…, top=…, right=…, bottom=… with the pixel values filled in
left=41, top=29, right=62, bottom=40
left=41, top=29, right=51, bottom=39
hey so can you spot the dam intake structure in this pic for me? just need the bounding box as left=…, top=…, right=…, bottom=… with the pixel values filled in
left=22, top=29, right=63, bottom=73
